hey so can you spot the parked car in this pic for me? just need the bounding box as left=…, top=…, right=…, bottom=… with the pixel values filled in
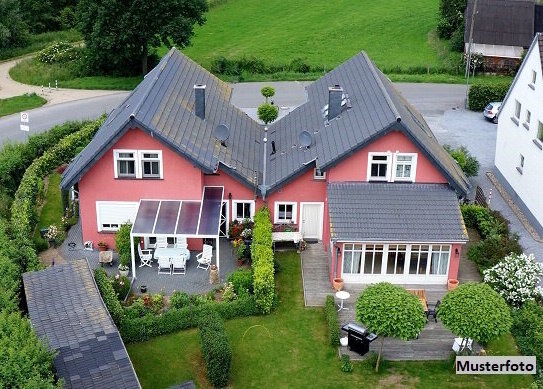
left=483, top=102, right=501, bottom=123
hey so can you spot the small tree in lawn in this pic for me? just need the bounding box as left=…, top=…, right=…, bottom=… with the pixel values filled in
left=356, top=282, right=426, bottom=372
left=257, top=103, right=278, bottom=125
left=438, top=282, right=511, bottom=351
left=261, top=86, right=275, bottom=103
left=484, top=253, right=543, bottom=307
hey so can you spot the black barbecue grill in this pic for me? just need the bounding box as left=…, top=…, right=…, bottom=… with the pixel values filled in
left=341, top=323, right=378, bottom=356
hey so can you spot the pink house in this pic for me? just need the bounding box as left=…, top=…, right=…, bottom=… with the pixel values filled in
left=61, top=49, right=469, bottom=285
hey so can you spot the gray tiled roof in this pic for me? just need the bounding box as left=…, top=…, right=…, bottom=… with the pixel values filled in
left=465, top=0, right=535, bottom=47
left=327, top=182, right=468, bottom=242
left=61, top=48, right=263, bottom=190
left=61, top=49, right=469, bottom=197
left=23, top=260, right=140, bottom=389
left=265, top=52, right=469, bottom=196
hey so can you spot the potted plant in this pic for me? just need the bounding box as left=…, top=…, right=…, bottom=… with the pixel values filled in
left=237, top=244, right=246, bottom=267
left=44, top=225, right=58, bottom=248
left=448, top=279, right=459, bottom=291
left=118, top=263, right=130, bottom=277
left=97, top=241, right=108, bottom=252
left=333, top=277, right=344, bottom=291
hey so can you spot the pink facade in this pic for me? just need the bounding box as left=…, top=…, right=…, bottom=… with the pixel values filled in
left=327, top=130, right=448, bottom=184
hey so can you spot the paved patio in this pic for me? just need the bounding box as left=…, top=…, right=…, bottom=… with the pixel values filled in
left=301, top=242, right=481, bottom=361
left=58, top=221, right=238, bottom=295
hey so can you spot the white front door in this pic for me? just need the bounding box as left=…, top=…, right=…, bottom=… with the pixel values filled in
left=300, top=202, right=324, bottom=240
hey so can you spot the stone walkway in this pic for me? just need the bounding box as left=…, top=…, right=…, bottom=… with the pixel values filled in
left=0, top=55, right=123, bottom=105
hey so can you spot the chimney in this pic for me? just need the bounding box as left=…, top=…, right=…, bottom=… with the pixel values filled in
left=194, top=84, right=206, bottom=120
left=328, top=85, right=343, bottom=121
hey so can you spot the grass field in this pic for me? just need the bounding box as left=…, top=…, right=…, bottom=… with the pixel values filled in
left=127, top=252, right=532, bottom=388
left=0, top=30, right=81, bottom=61
left=0, top=93, right=47, bottom=118
left=175, top=0, right=460, bottom=74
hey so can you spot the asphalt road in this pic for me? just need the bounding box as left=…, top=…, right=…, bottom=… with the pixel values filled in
left=0, top=92, right=128, bottom=144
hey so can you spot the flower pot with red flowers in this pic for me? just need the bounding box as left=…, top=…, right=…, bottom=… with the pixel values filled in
left=97, top=241, right=108, bottom=252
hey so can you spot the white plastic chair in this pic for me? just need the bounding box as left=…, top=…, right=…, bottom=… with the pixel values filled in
left=196, top=244, right=212, bottom=270
left=452, top=337, right=473, bottom=354
left=157, top=257, right=171, bottom=275
left=171, top=256, right=186, bottom=275
left=155, top=236, right=168, bottom=249
left=175, top=237, right=188, bottom=249
left=138, top=245, right=153, bottom=267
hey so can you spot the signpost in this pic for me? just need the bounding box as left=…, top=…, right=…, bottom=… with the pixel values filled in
left=20, top=112, right=29, bottom=132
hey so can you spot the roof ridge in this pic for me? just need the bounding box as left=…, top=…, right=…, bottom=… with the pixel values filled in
left=361, top=51, right=401, bottom=121
left=131, top=48, right=176, bottom=119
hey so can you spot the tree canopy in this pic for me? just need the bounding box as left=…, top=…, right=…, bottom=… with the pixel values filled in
left=438, top=282, right=512, bottom=346
left=0, top=0, right=29, bottom=50
left=76, top=0, right=208, bottom=76
left=261, top=86, right=275, bottom=102
left=257, top=103, right=278, bottom=125
left=356, top=282, right=426, bottom=372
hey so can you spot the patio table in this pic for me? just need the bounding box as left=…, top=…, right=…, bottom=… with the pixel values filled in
left=271, top=231, right=303, bottom=252
left=154, top=247, right=190, bottom=262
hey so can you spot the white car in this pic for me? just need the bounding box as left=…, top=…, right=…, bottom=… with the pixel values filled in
left=483, top=102, right=501, bottom=124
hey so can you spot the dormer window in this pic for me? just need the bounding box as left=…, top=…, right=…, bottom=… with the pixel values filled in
left=314, top=168, right=326, bottom=180
left=368, top=153, right=390, bottom=181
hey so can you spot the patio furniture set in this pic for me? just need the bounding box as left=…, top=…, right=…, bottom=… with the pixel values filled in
left=137, top=237, right=213, bottom=275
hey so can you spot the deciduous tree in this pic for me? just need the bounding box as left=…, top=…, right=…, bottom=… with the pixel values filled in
left=356, top=282, right=426, bottom=372
left=0, top=0, right=29, bottom=50
left=257, top=103, right=278, bottom=125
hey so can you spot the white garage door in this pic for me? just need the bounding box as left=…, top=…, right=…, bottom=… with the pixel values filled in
left=96, top=201, right=138, bottom=232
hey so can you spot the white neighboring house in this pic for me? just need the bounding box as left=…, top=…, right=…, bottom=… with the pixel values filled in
left=494, top=33, right=543, bottom=235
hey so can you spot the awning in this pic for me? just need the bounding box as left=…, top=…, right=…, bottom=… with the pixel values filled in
left=131, top=186, right=224, bottom=238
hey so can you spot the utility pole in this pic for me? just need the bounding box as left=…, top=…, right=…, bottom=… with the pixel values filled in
left=465, top=0, right=479, bottom=108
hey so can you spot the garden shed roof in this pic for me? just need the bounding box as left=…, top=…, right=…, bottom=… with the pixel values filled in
left=23, top=260, right=141, bottom=389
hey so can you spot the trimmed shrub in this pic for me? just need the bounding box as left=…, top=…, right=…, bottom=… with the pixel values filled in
left=340, top=354, right=353, bottom=373
left=467, top=233, right=522, bottom=270
left=114, top=223, right=132, bottom=267
left=468, top=83, right=511, bottom=111
left=253, top=259, right=274, bottom=314
left=198, top=308, right=232, bottom=388
left=460, top=204, right=489, bottom=229
left=511, top=301, right=543, bottom=368
left=94, top=268, right=124, bottom=325
left=325, top=295, right=340, bottom=347
left=443, top=145, right=480, bottom=177
left=170, top=291, right=191, bottom=309
left=227, top=269, right=253, bottom=296
left=251, top=207, right=275, bottom=314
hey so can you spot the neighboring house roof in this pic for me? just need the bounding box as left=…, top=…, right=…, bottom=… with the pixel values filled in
left=327, top=182, right=468, bottom=242
left=23, top=261, right=140, bottom=389
left=61, top=48, right=263, bottom=190
left=266, top=52, right=469, bottom=196
left=465, top=0, right=535, bottom=48
left=499, top=33, right=542, bottom=111
left=61, top=49, right=469, bottom=197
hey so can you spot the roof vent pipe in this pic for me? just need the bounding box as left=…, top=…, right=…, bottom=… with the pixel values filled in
left=194, top=84, right=206, bottom=120
left=328, top=85, right=343, bottom=120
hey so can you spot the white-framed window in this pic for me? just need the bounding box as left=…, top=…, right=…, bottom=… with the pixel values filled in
left=232, top=200, right=255, bottom=221
left=515, top=100, right=522, bottom=119
left=525, top=110, right=531, bottom=126
left=531, top=70, right=537, bottom=85
left=429, top=245, right=450, bottom=275
left=313, top=168, right=326, bottom=180
left=368, top=153, right=391, bottom=181
left=114, top=150, right=137, bottom=178
left=274, top=202, right=297, bottom=224
left=96, top=201, right=138, bottom=232
left=393, top=153, right=417, bottom=182
left=386, top=244, right=407, bottom=274
left=408, top=244, right=429, bottom=275
left=538, top=121, right=543, bottom=143
left=517, top=154, right=524, bottom=174
left=139, top=150, right=163, bottom=179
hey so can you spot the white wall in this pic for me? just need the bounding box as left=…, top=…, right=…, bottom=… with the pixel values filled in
left=495, top=37, right=543, bottom=229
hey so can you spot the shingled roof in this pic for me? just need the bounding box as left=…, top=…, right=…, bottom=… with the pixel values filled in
left=265, top=52, right=469, bottom=196
left=23, top=261, right=140, bottom=389
left=327, top=183, right=468, bottom=242
left=61, top=48, right=263, bottom=190
left=61, top=49, right=469, bottom=197
left=465, top=0, right=535, bottom=47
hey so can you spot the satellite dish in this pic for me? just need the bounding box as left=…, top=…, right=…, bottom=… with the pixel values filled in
left=298, top=130, right=312, bottom=148
left=214, top=124, right=230, bottom=145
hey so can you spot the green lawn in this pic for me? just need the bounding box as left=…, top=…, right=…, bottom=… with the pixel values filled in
left=0, top=30, right=81, bottom=61
left=0, top=93, right=47, bottom=118
left=33, top=172, right=63, bottom=248
left=127, top=252, right=532, bottom=388
left=175, top=0, right=459, bottom=75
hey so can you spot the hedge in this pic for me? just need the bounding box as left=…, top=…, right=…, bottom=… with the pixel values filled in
left=0, top=120, right=90, bottom=197
left=325, top=295, right=340, bottom=347
left=10, top=118, right=103, bottom=272
left=511, top=301, right=543, bottom=368
left=468, top=83, right=511, bottom=111
left=118, top=295, right=259, bottom=343
left=226, top=269, right=253, bottom=296
left=251, top=207, right=275, bottom=314
left=198, top=308, right=232, bottom=388
left=94, top=268, right=124, bottom=325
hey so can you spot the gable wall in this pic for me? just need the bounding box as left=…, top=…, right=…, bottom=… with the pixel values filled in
left=326, top=130, right=449, bottom=183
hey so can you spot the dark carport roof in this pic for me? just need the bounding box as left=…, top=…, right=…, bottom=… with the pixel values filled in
left=23, top=260, right=140, bottom=389
left=328, top=182, right=468, bottom=242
